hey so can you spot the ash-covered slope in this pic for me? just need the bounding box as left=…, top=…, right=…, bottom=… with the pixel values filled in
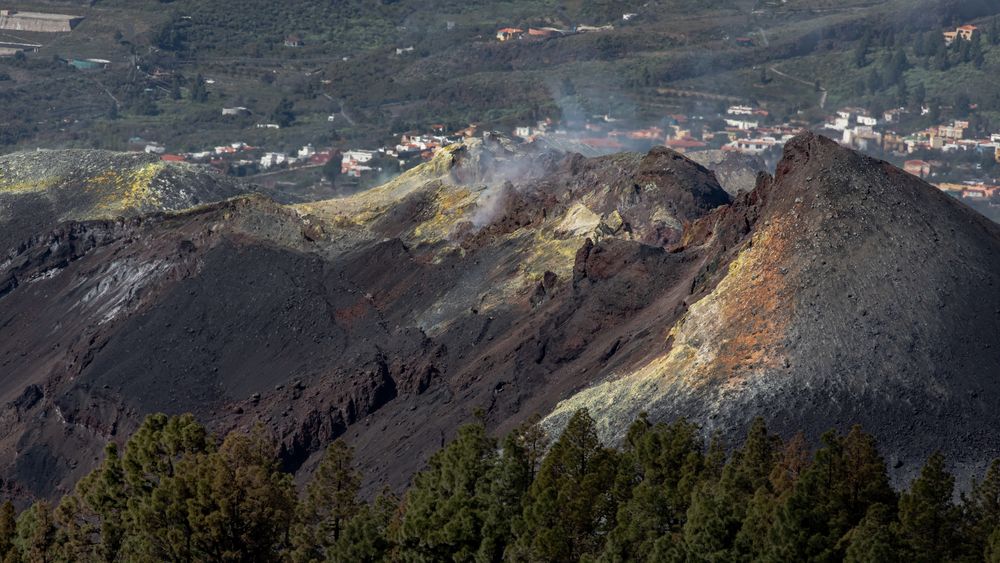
left=547, top=132, right=1000, bottom=484
left=5, top=132, right=999, bottom=503
left=0, top=138, right=731, bottom=502
left=0, top=149, right=254, bottom=253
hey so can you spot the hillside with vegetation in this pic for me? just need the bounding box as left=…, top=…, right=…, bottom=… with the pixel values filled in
left=3, top=0, right=999, bottom=156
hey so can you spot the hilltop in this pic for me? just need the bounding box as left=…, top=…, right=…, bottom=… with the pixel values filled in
left=0, top=149, right=255, bottom=251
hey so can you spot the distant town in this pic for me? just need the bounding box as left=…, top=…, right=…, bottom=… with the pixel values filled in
left=133, top=87, right=1000, bottom=212
left=4, top=9, right=998, bottom=210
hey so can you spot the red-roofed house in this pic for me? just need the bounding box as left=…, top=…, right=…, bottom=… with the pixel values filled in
left=904, top=159, right=931, bottom=178
left=957, top=25, right=978, bottom=40
left=944, top=24, right=977, bottom=45
left=666, top=138, right=708, bottom=152
left=161, top=154, right=185, bottom=162
left=496, top=28, right=524, bottom=41
left=310, top=150, right=335, bottom=166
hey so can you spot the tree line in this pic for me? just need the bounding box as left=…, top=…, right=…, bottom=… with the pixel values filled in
left=2, top=409, right=1000, bottom=562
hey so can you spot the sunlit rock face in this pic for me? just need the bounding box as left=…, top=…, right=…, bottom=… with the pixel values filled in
left=545, top=132, right=1000, bottom=487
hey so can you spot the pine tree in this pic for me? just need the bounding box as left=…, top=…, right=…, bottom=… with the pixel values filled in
left=14, top=502, right=57, bottom=563
left=119, top=413, right=213, bottom=561
left=680, top=418, right=781, bottom=561
left=182, top=428, right=297, bottom=562
left=331, top=490, right=398, bottom=563
left=122, top=413, right=212, bottom=493
left=844, top=503, right=901, bottom=563
left=854, top=33, right=872, bottom=68
left=867, top=69, right=883, bottom=93
left=271, top=98, right=296, bottom=128
left=854, top=43, right=867, bottom=68
left=733, top=486, right=781, bottom=559
left=911, top=82, right=926, bottom=110
left=703, top=432, right=727, bottom=483
left=509, top=409, right=620, bottom=562
left=190, top=74, right=208, bottom=103
left=169, top=76, right=181, bottom=100
left=913, top=32, right=926, bottom=57
left=0, top=501, right=15, bottom=562
left=896, top=79, right=909, bottom=109
left=959, top=39, right=972, bottom=64
left=897, top=452, right=960, bottom=562
left=992, top=16, right=1000, bottom=46
left=769, top=432, right=811, bottom=496
left=934, top=50, right=950, bottom=71
left=601, top=417, right=705, bottom=561
left=727, top=432, right=812, bottom=559
left=477, top=419, right=540, bottom=562
left=395, top=421, right=498, bottom=562
left=988, top=528, right=1000, bottom=563
left=963, top=459, right=1000, bottom=558
left=292, top=440, right=362, bottom=563
left=55, top=442, right=127, bottom=562
left=853, top=78, right=866, bottom=98
left=681, top=483, right=733, bottom=561
left=322, top=154, right=342, bottom=184
left=971, top=33, right=985, bottom=69
left=884, top=50, right=908, bottom=86
left=766, top=426, right=895, bottom=561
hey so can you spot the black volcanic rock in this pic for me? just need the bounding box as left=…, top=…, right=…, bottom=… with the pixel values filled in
left=3, top=133, right=1000, bottom=504
left=0, top=143, right=730, bottom=503
left=545, top=132, right=1000, bottom=486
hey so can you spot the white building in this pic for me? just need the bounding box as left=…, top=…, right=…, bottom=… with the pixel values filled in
left=857, top=115, right=878, bottom=127
left=725, top=137, right=779, bottom=155
left=342, top=150, right=374, bottom=163
left=298, top=144, right=316, bottom=158
left=260, top=152, right=287, bottom=169
left=725, top=118, right=758, bottom=130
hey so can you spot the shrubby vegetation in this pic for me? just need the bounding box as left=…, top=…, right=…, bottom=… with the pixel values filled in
left=2, top=409, right=1000, bottom=562
left=3, top=0, right=1000, bottom=154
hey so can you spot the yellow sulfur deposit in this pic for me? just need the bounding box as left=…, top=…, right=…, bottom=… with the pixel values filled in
left=543, top=216, right=795, bottom=435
